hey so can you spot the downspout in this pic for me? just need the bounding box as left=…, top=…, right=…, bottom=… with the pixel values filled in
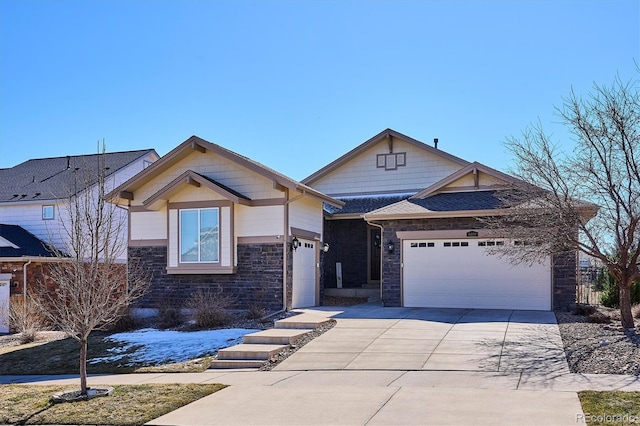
left=365, top=220, right=384, bottom=305
left=23, top=259, right=32, bottom=319
left=283, top=189, right=306, bottom=311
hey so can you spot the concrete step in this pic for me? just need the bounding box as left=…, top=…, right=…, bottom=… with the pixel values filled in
left=274, top=314, right=332, bottom=330
left=209, top=359, right=266, bottom=369
left=243, top=328, right=313, bottom=345
left=324, top=287, right=381, bottom=302
left=217, top=343, right=288, bottom=360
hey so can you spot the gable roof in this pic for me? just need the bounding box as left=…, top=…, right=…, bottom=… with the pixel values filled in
left=143, top=170, right=252, bottom=210
left=302, top=128, right=470, bottom=185
left=411, top=161, right=519, bottom=199
left=0, top=149, right=157, bottom=203
left=363, top=190, right=506, bottom=220
left=0, top=224, right=57, bottom=257
left=110, top=136, right=343, bottom=208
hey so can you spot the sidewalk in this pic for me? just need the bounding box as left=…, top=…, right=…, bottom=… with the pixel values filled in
left=3, top=369, right=640, bottom=391
left=3, top=370, right=640, bottom=425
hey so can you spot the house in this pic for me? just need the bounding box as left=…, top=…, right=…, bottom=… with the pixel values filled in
left=109, top=136, right=343, bottom=313
left=303, top=129, right=576, bottom=311
left=0, top=149, right=159, bottom=304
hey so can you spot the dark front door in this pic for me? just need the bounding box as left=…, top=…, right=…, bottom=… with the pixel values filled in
left=369, top=227, right=381, bottom=282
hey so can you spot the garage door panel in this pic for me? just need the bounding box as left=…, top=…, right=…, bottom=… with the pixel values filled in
left=403, top=239, right=551, bottom=311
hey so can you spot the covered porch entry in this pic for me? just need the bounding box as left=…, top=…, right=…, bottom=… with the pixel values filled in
left=321, top=218, right=381, bottom=304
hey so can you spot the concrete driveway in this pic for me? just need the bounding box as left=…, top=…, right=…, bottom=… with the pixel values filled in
left=148, top=305, right=583, bottom=425
left=275, top=305, right=569, bottom=375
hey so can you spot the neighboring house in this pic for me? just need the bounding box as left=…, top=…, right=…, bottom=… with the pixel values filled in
left=0, top=149, right=159, bottom=301
left=109, top=136, right=343, bottom=313
left=303, top=129, right=576, bottom=311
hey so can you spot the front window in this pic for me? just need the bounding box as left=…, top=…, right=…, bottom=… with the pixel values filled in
left=180, top=208, right=219, bottom=263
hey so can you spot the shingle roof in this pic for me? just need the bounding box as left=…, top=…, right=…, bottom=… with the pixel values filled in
left=0, top=150, right=155, bottom=203
left=197, top=173, right=251, bottom=201
left=324, top=194, right=411, bottom=215
left=0, top=224, right=56, bottom=257
left=325, top=191, right=504, bottom=217
left=410, top=191, right=504, bottom=211
left=364, top=190, right=505, bottom=217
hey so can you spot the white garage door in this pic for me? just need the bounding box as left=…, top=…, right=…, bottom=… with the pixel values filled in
left=403, top=239, right=551, bottom=310
left=292, top=239, right=317, bottom=308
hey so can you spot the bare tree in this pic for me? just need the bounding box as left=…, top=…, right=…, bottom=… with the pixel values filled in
left=35, top=143, right=149, bottom=396
left=485, top=75, right=640, bottom=329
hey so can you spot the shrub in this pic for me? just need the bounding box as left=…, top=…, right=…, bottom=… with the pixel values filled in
left=598, top=267, right=640, bottom=308
left=587, top=311, right=611, bottom=324
left=573, top=303, right=598, bottom=316
left=184, top=288, right=235, bottom=329
left=108, top=308, right=139, bottom=332
left=246, top=304, right=266, bottom=320
left=7, top=296, right=47, bottom=344
left=157, top=295, right=184, bottom=329
left=632, top=304, right=640, bottom=320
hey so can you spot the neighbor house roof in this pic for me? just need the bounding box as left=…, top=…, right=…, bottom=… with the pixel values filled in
left=302, top=128, right=470, bottom=185
left=0, top=149, right=157, bottom=203
left=109, top=136, right=344, bottom=208
left=0, top=224, right=56, bottom=257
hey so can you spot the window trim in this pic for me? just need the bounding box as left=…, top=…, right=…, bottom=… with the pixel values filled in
left=178, top=207, right=220, bottom=264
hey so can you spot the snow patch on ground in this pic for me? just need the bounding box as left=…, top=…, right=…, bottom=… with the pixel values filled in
left=89, top=328, right=258, bottom=365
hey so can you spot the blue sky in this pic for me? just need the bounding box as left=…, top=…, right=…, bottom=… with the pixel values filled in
left=0, top=0, right=638, bottom=181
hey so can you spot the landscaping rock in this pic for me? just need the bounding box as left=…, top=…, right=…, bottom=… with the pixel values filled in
left=556, top=310, right=640, bottom=376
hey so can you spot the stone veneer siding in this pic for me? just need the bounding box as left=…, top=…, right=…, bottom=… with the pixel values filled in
left=368, top=217, right=576, bottom=311
left=130, top=243, right=285, bottom=312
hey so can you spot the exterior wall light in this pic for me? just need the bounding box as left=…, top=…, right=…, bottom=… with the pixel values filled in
left=388, top=241, right=394, bottom=253
left=321, top=242, right=330, bottom=253
left=291, top=236, right=300, bottom=251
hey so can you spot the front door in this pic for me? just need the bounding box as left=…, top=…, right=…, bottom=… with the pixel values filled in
left=368, top=228, right=381, bottom=282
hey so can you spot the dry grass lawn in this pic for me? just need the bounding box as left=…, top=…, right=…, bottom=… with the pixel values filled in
left=0, top=383, right=225, bottom=425
left=578, top=391, right=640, bottom=425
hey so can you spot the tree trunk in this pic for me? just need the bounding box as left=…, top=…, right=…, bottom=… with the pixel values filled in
left=619, top=281, right=635, bottom=329
left=79, top=336, right=88, bottom=395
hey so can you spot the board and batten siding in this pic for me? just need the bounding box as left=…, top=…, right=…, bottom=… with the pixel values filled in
left=310, top=139, right=464, bottom=196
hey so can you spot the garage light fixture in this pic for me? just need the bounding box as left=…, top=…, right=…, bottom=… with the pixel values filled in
left=387, top=241, right=394, bottom=254
left=291, top=237, right=300, bottom=251
left=321, top=242, right=330, bottom=253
